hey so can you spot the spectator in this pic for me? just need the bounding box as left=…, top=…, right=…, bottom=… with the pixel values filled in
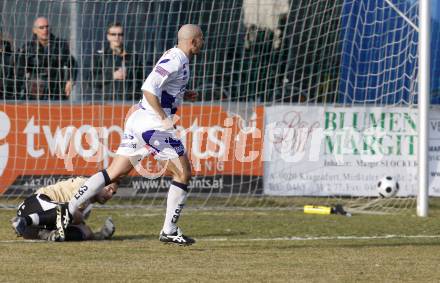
left=16, top=17, right=76, bottom=100
left=92, top=22, right=144, bottom=101
left=0, top=34, right=15, bottom=99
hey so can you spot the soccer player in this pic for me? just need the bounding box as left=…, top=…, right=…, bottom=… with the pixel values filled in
left=11, top=177, right=117, bottom=241
left=67, top=24, right=204, bottom=246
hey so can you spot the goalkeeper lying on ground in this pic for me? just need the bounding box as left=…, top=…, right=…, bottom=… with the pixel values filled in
left=11, top=177, right=118, bottom=242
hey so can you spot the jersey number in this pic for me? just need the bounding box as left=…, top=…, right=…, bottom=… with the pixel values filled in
left=74, top=185, right=88, bottom=200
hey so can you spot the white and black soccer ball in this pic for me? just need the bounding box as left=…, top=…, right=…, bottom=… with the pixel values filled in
left=377, top=176, right=399, bottom=198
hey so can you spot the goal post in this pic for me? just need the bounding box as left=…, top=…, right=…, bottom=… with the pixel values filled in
left=417, top=0, right=430, bottom=217
left=0, top=0, right=435, bottom=215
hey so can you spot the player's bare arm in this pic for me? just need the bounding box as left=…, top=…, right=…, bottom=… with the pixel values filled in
left=143, top=91, right=174, bottom=130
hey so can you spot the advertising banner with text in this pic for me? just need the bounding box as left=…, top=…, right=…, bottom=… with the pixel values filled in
left=0, top=104, right=263, bottom=194
left=263, top=105, right=440, bottom=197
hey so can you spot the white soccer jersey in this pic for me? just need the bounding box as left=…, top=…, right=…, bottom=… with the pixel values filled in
left=116, top=47, right=190, bottom=160
left=141, top=47, right=190, bottom=123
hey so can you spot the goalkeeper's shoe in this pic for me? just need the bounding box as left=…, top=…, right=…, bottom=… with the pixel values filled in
left=58, top=204, right=71, bottom=227
left=159, top=227, right=195, bottom=246
left=53, top=204, right=70, bottom=242
left=11, top=216, right=27, bottom=237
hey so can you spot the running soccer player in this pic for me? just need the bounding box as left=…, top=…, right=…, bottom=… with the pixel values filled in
left=67, top=24, right=204, bottom=246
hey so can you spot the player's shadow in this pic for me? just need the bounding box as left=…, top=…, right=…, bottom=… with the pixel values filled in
left=111, top=234, right=158, bottom=241
left=110, top=230, right=249, bottom=241
left=197, top=231, right=249, bottom=237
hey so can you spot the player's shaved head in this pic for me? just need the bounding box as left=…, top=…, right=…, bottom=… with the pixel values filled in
left=178, top=24, right=202, bottom=42
left=176, top=24, right=204, bottom=57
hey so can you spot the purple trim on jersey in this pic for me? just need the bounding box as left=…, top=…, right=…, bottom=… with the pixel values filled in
left=155, top=66, right=170, bottom=77
left=160, top=90, right=177, bottom=114
left=138, top=102, right=146, bottom=110
left=159, top=59, right=171, bottom=64
left=139, top=94, right=177, bottom=114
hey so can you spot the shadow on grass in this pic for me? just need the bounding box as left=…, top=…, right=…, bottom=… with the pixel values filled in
left=111, top=234, right=157, bottom=241
left=198, top=231, right=248, bottom=237
left=111, top=230, right=249, bottom=241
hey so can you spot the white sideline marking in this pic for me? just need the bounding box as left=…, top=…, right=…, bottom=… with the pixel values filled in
left=0, top=240, right=44, bottom=243
left=199, top=235, right=440, bottom=242
left=1, top=235, right=440, bottom=243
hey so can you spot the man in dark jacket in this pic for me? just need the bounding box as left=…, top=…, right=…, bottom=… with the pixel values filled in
left=0, top=35, right=15, bottom=99
left=16, top=17, right=76, bottom=100
left=92, top=22, right=144, bottom=101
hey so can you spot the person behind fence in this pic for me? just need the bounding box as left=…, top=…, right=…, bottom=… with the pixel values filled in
left=0, top=33, right=15, bottom=99
left=10, top=177, right=117, bottom=242
left=92, top=22, right=145, bottom=101
left=16, top=17, right=76, bottom=100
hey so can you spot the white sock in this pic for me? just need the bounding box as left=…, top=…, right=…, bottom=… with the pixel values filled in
left=162, top=181, right=188, bottom=234
left=68, top=171, right=108, bottom=215
left=29, top=213, right=39, bottom=226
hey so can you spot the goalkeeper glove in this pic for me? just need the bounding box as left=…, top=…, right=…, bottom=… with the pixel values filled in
left=99, top=217, right=115, bottom=239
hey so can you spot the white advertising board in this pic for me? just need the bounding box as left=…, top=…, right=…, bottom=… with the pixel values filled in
left=263, top=105, right=440, bottom=196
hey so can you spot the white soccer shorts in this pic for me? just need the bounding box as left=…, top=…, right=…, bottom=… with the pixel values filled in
left=115, top=106, right=186, bottom=161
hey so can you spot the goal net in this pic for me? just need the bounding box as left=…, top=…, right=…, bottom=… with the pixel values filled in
left=0, top=0, right=433, bottom=213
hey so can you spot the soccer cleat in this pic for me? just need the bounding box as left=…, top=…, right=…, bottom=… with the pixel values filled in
left=159, top=227, right=195, bottom=246
left=61, top=205, right=71, bottom=228
left=54, top=205, right=67, bottom=242
left=11, top=216, right=27, bottom=237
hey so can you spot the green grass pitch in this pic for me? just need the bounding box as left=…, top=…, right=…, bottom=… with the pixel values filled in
left=1, top=204, right=440, bottom=282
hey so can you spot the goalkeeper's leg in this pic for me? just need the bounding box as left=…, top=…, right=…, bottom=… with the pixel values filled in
left=17, top=194, right=57, bottom=224
left=12, top=194, right=66, bottom=240
left=68, top=155, right=134, bottom=217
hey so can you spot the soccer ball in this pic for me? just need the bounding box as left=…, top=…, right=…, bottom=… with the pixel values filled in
left=377, top=176, right=399, bottom=198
